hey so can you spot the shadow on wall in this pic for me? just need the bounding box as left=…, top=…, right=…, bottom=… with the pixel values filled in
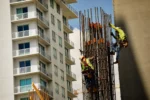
left=116, top=18, right=148, bottom=100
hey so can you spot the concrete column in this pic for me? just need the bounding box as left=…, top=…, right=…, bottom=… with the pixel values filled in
left=113, top=0, right=150, bottom=100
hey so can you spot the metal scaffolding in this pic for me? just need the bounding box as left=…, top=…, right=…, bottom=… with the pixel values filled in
left=79, top=7, right=116, bottom=100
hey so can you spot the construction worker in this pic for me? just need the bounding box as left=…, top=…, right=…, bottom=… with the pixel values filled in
left=109, top=23, right=127, bottom=42
left=109, top=23, right=128, bottom=64
left=79, top=56, right=97, bottom=92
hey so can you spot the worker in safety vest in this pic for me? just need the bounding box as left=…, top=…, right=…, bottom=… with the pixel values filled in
left=79, top=56, right=97, bottom=92
left=109, top=23, right=128, bottom=64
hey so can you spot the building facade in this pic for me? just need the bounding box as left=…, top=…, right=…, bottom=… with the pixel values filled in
left=113, top=0, right=150, bottom=100
left=0, top=0, right=77, bottom=100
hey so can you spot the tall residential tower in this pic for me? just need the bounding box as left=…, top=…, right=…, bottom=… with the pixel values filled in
left=0, top=0, right=78, bottom=100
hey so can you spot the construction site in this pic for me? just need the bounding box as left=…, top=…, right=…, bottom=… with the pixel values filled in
left=0, top=0, right=150, bottom=100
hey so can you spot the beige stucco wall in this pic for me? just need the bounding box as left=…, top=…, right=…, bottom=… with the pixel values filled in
left=113, top=0, right=150, bottom=100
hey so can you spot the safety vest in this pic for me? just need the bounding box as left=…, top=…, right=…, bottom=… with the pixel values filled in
left=110, top=24, right=126, bottom=41
left=81, top=58, right=94, bottom=72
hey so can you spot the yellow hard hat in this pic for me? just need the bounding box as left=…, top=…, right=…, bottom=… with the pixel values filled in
left=79, top=55, right=85, bottom=60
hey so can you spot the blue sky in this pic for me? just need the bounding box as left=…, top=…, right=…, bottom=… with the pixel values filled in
left=69, top=0, right=113, bottom=28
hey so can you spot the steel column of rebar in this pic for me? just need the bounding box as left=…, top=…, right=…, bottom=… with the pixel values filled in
left=79, top=7, right=116, bottom=100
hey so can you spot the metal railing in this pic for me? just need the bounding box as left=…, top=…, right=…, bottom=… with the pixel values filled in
left=65, top=54, right=75, bottom=63
left=64, top=37, right=74, bottom=47
left=10, top=0, right=32, bottom=3
left=67, top=70, right=76, bottom=80
left=37, top=14, right=49, bottom=27
left=11, top=12, right=49, bottom=27
left=63, top=21, right=73, bottom=31
left=61, top=0, right=78, bottom=16
left=12, top=29, right=50, bottom=44
left=67, top=86, right=74, bottom=93
left=38, top=30, right=50, bottom=43
left=38, top=0, right=48, bottom=9
left=39, top=49, right=51, bottom=61
left=13, top=65, right=52, bottom=79
left=13, top=47, right=51, bottom=61
left=14, top=83, right=52, bottom=95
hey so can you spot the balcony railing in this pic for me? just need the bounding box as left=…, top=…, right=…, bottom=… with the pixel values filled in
left=11, top=12, right=36, bottom=21
left=63, top=21, right=73, bottom=31
left=14, top=83, right=53, bottom=96
left=11, top=12, right=49, bottom=27
left=67, top=70, right=76, bottom=80
left=66, top=55, right=75, bottom=63
left=10, top=0, right=32, bottom=3
left=61, top=0, right=78, bottom=16
left=13, top=47, right=51, bottom=61
left=64, top=37, right=74, bottom=47
left=12, top=29, right=50, bottom=44
left=37, top=14, right=49, bottom=26
left=38, top=0, right=48, bottom=9
left=13, top=65, right=52, bottom=79
left=67, top=86, right=74, bottom=93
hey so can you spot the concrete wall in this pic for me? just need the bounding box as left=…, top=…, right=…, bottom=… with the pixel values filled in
left=113, top=0, right=150, bottom=100
left=0, top=0, right=14, bottom=100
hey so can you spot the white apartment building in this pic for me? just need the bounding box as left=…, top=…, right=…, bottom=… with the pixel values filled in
left=0, top=0, right=78, bottom=100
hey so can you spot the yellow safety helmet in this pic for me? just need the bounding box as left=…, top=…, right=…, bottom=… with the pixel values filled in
left=79, top=55, right=85, bottom=61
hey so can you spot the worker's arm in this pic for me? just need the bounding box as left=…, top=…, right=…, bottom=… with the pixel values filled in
left=111, top=32, right=118, bottom=40
left=88, top=56, right=94, bottom=60
left=109, top=23, right=120, bottom=32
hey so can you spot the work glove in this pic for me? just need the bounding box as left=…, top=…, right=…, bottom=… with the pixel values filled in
left=109, top=23, right=111, bottom=27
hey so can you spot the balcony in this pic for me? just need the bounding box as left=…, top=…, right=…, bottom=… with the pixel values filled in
left=65, top=0, right=77, bottom=4
left=13, top=65, right=52, bottom=80
left=67, top=87, right=77, bottom=98
left=66, top=70, right=76, bottom=81
left=10, top=0, right=33, bottom=6
left=10, top=0, right=48, bottom=12
left=11, top=12, right=49, bottom=28
left=64, top=37, right=74, bottom=49
left=65, top=55, right=75, bottom=65
left=13, top=47, right=51, bottom=63
left=63, top=22, right=73, bottom=33
left=36, top=0, right=48, bottom=11
left=55, top=0, right=78, bottom=19
left=12, top=29, right=50, bottom=46
left=14, top=83, right=53, bottom=98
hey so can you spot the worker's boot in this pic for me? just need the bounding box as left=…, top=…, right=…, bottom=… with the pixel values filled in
left=110, top=51, right=115, bottom=55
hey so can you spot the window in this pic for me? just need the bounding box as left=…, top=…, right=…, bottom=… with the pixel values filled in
left=20, top=97, right=29, bottom=100
left=50, top=0, right=54, bottom=8
left=59, top=36, right=62, bottom=47
left=64, top=31, right=68, bottom=40
left=16, top=7, right=28, bottom=14
left=17, top=25, right=29, bottom=32
left=20, top=78, right=31, bottom=92
left=66, top=64, right=70, bottom=73
left=61, top=87, right=65, bottom=98
left=57, top=19, right=61, bottom=31
left=19, top=42, right=30, bottom=50
left=39, top=61, right=46, bottom=72
left=56, top=3, right=60, bottom=14
left=67, top=80, right=71, bottom=91
left=54, top=65, right=58, bottom=76
left=37, top=9, right=43, bottom=20
left=19, top=60, right=31, bottom=68
left=53, top=48, right=57, bottom=59
left=39, top=44, right=45, bottom=56
left=51, top=14, right=55, bottom=25
left=61, top=70, right=64, bottom=81
left=65, top=48, right=69, bottom=57
left=52, top=31, right=56, bottom=42
left=55, top=83, right=59, bottom=94
left=63, top=16, right=67, bottom=25
left=40, top=79, right=47, bottom=88
left=60, top=52, right=63, bottom=64
left=38, top=26, right=44, bottom=38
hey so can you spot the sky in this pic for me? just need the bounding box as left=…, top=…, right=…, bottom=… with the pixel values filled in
left=69, top=0, right=114, bottom=100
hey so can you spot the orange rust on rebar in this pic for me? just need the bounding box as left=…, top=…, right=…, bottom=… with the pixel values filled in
left=87, top=41, right=91, bottom=45
left=93, top=38, right=96, bottom=43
